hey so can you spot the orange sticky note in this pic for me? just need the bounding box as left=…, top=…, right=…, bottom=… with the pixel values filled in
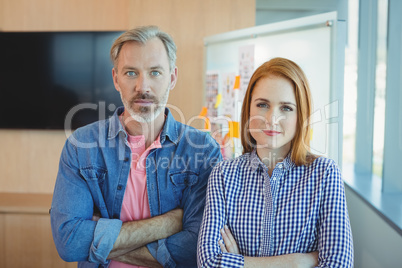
left=229, top=121, right=240, bottom=138
left=233, top=75, right=240, bottom=90
left=204, top=117, right=211, bottom=131
left=199, top=106, right=208, bottom=117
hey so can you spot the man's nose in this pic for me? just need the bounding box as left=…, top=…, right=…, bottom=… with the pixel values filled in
left=135, top=74, right=150, bottom=93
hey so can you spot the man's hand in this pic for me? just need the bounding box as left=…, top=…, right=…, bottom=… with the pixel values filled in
left=164, top=208, right=183, bottom=234
left=107, top=208, right=183, bottom=259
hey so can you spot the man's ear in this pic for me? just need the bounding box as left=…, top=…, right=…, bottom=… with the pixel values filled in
left=112, top=68, right=120, bottom=92
left=169, top=66, right=178, bottom=90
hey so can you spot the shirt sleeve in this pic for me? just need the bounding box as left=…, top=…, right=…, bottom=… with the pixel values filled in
left=50, top=139, right=122, bottom=265
left=316, top=160, right=354, bottom=267
left=147, top=139, right=223, bottom=268
left=197, top=162, right=245, bottom=267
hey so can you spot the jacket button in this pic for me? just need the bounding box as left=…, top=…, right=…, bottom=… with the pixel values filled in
left=117, top=185, right=123, bottom=190
left=124, top=157, right=129, bottom=162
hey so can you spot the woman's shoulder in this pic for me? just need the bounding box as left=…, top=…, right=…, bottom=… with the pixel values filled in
left=306, top=155, right=341, bottom=175
left=221, top=152, right=252, bottom=165
left=311, top=155, right=337, bottom=165
left=215, top=153, right=253, bottom=171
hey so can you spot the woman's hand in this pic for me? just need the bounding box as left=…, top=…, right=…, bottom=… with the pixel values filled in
left=219, top=225, right=240, bottom=254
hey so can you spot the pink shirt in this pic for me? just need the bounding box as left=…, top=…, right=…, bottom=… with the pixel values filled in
left=110, top=130, right=161, bottom=268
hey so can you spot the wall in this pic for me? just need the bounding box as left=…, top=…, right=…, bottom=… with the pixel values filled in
left=256, top=0, right=346, bottom=25
left=345, top=187, right=402, bottom=267
left=0, top=0, right=255, bottom=194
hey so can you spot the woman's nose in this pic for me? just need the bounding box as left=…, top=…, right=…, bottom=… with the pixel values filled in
left=266, top=110, right=284, bottom=127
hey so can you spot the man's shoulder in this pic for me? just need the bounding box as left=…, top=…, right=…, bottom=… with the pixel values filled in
left=66, top=118, right=110, bottom=147
left=72, top=119, right=108, bottom=136
left=168, top=117, right=211, bottom=139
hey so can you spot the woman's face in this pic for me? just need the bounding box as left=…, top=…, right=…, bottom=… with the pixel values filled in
left=248, top=75, right=298, bottom=158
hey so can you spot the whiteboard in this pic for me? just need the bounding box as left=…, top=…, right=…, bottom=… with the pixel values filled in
left=204, top=12, right=345, bottom=164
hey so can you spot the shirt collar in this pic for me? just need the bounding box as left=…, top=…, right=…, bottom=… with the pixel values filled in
left=159, top=108, right=180, bottom=145
left=249, top=149, right=295, bottom=173
left=108, top=107, right=179, bottom=145
left=108, top=106, right=126, bottom=140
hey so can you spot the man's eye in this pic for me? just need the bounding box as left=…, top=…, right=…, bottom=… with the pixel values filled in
left=151, top=71, right=161, bottom=76
left=126, top=71, right=136, bottom=77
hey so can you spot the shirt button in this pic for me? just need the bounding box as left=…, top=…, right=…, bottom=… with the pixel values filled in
left=124, top=157, right=129, bottom=162
left=117, top=185, right=123, bottom=190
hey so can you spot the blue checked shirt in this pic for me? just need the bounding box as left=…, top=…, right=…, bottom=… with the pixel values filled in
left=197, top=150, right=353, bottom=267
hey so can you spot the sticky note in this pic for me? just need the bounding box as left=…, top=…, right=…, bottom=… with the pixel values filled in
left=214, top=94, right=222, bottom=109
left=204, top=117, right=211, bottom=131
left=233, top=75, right=240, bottom=90
left=229, top=121, right=240, bottom=138
left=199, top=106, right=208, bottom=117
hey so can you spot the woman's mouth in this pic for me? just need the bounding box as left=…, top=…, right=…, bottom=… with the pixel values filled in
left=263, top=130, right=281, bottom=136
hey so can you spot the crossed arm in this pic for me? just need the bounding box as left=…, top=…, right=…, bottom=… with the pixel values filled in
left=93, top=208, right=183, bottom=267
left=219, top=226, right=318, bottom=268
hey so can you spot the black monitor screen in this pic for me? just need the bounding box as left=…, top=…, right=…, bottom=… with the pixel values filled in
left=0, top=31, right=124, bottom=129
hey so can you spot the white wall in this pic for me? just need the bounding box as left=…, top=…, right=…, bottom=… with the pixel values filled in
left=345, top=186, right=402, bottom=267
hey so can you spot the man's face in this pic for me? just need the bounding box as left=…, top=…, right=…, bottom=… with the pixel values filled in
left=112, top=38, right=177, bottom=123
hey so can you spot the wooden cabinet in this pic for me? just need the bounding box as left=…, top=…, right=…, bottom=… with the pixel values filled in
left=0, top=193, right=76, bottom=268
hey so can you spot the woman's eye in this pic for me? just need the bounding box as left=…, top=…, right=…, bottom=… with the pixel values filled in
left=282, top=105, right=293, bottom=112
left=256, top=103, right=268, bottom=108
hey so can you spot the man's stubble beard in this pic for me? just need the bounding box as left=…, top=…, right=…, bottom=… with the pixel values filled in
left=121, top=86, right=170, bottom=123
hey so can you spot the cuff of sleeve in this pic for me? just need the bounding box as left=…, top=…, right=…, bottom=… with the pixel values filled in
left=147, top=239, right=176, bottom=267
left=88, top=218, right=123, bottom=264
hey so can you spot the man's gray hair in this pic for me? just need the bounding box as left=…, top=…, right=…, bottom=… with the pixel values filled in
left=110, top=25, right=177, bottom=71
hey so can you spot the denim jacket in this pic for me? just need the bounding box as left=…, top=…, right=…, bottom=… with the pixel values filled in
left=50, top=107, right=222, bottom=267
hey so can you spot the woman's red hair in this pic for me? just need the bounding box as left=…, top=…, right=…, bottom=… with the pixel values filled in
left=241, top=57, right=316, bottom=166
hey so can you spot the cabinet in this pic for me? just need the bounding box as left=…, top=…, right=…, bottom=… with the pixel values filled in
left=0, top=193, right=76, bottom=267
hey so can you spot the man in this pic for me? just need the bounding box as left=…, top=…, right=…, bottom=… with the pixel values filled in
left=50, top=26, right=222, bottom=268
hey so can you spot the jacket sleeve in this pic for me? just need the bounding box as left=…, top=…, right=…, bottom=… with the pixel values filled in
left=50, top=138, right=122, bottom=264
left=147, top=137, right=222, bottom=267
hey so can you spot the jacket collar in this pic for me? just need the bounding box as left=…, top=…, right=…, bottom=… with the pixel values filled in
left=108, top=107, right=179, bottom=145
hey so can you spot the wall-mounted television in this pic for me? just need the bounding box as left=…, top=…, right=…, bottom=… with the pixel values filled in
left=0, top=31, right=124, bottom=130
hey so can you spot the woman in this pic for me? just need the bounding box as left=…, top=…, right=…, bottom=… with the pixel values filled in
left=197, top=57, right=353, bottom=267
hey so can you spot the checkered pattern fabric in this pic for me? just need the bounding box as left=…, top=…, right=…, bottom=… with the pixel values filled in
left=197, top=150, right=353, bottom=267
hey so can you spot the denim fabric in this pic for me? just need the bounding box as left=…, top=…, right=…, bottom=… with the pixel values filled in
left=50, top=107, right=222, bottom=267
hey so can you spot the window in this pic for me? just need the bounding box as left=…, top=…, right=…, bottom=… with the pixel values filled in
left=342, top=0, right=359, bottom=166
left=343, top=0, right=402, bottom=233
left=372, top=0, right=388, bottom=178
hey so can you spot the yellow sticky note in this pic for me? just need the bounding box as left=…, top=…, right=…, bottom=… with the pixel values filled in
left=199, top=106, right=208, bottom=117
left=229, top=121, right=240, bottom=139
left=233, top=75, right=240, bottom=90
left=214, top=94, right=222, bottom=109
